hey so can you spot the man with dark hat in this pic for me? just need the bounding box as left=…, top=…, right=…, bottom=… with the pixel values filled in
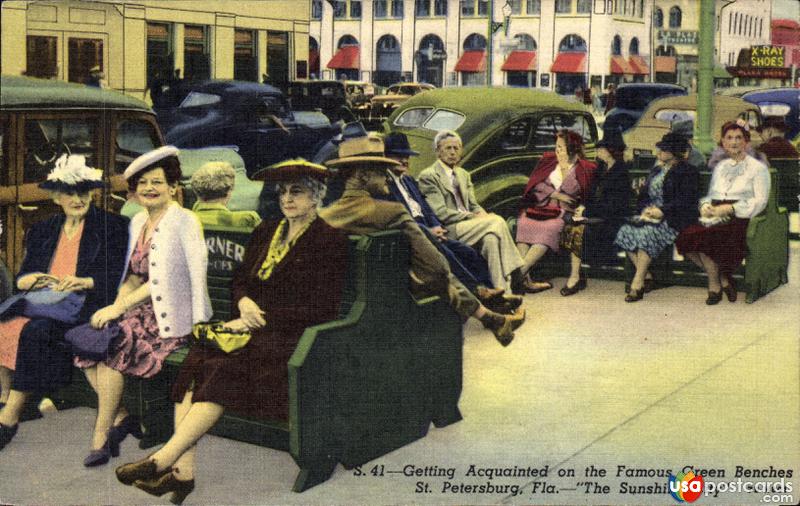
left=321, top=135, right=526, bottom=346
left=757, top=116, right=799, bottom=160
left=383, top=133, right=521, bottom=314
left=670, top=119, right=706, bottom=169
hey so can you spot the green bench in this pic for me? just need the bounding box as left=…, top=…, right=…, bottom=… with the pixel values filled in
left=54, top=228, right=463, bottom=492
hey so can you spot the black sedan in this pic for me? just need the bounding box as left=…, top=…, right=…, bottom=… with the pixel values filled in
left=154, top=80, right=340, bottom=176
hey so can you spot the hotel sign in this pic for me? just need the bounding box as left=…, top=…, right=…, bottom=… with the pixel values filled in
left=657, top=30, right=699, bottom=45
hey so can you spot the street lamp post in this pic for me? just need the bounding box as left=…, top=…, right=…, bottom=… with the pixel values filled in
left=695, top=0, right=716, bottom=155
left=486, top=0, right=512, bottom=86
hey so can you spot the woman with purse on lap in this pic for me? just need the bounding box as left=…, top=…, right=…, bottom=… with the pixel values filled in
left=614, top=132, right=700, bottom=302
left=115, top=159, right=348, bottom=504
left=73, top=146, right=212, bottom=467
left=516, top=129, right=596, bottom=294
left=0, top=155, right=128, bottom=451
left=676, top=121, right=770, bottom=305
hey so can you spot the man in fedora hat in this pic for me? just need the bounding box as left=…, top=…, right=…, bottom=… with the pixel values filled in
left=321, top=135, right=526, bottom=346
left=757, top=116, right=799, bottom=160
left=669, top=120, right=706, bottom=169
left=85, top=65, right=104, bottom=88
left=417, top=130, right=526, bottom=293
left=383, top=133, right=521, bottom=314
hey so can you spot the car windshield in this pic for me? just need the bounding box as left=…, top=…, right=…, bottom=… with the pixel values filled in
left=180, top=92, right=222, bottom=108
left=654, top=109, right=696, bottom=124
left=616, top=87, right=682, bottom=111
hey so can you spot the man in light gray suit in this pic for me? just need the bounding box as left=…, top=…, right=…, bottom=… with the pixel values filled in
left=417, top=130, right=525, bottom=293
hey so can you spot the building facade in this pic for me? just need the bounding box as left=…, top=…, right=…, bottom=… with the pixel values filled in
left=1, top=0, right=310, bottom=100
left=310, top=0, right=654, bottom=94
left=652, top=0, right=772, bottom=87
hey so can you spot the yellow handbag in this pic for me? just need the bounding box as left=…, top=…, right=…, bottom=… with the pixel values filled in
left=191, top=321, right=252, bottom=354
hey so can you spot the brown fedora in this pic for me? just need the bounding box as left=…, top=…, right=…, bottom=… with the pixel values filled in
left=325, top=134, right=401, bottom=168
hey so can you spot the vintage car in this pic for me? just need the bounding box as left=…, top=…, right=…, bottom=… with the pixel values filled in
left=384, top=87, right=598, bottom=217
left=623, top=94, right=764, bottom=159
left=603, top=83, right=686, bottom=135
left=286, top=79, right=356, bottom=123
left=155, top=80, right=341, bottom=176
left=370, top=82, right=435, bottom=118
left=0, top=75, right=165, bottom=273
left=741, top=88, right=800, bottom=140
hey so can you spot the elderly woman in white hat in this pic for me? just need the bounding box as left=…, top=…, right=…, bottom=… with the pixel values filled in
left=73, top=146, right=212, bottom=467
left=115, top=158, right=347, bottom=504
left=0, top=154, right=129, bottom=453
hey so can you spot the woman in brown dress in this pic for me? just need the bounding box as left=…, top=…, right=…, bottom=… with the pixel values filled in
left=115, top=159, right=349, bottom=504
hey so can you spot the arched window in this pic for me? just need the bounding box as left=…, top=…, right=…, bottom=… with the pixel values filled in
left=629, top=37, right=639, bottom=56
left=337, top=35, right=358, bottom=48
left=514, top=33, right=537, bottom=50
left=559, top=34, right=587, bottom=52
left=654, top=8, right=663, bottom=28
left=612, top=35, right=622, bottom=56
left=463, top=33, right=487, bottom=51
left=669, top=6, right=681, bottom=28
left=377, top=34, right=399, bottom=51
left=309, top=36, right=319, bottom=52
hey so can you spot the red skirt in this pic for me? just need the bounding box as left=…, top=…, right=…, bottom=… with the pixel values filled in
left=676, top=218, right=749, bottom=274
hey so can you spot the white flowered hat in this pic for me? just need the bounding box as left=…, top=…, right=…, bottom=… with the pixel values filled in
left=39, top=154, right=105, bottom=192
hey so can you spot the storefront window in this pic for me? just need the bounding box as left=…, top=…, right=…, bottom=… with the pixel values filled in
left=26, top=36, right=58, bottom=78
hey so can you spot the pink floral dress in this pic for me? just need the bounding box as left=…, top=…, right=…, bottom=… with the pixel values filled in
left=74, top=235, right=187, bottom=378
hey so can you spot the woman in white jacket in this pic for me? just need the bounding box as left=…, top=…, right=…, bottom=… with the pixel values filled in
left=76, top=146, right=212, bottom=467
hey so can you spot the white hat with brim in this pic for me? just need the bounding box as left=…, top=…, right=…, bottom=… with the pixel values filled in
left=123, top=145, right=180, bottom=181
left=325, top=135, right=401, bottom=169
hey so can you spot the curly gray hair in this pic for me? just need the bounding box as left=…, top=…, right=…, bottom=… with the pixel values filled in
left=275, top=176, right=327, bottom=208
left=190, top=161, right=236, bottom=201
left=433, top=129, right=462, bottom=152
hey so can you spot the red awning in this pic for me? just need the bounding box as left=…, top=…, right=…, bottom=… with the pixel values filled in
left=454, top=50, right=486, bottom=72
left=501, top=51, right=537, bottom=72
left=326, top=45, right=359, bottom=70
left=654, top=56, right=677, bottom=73
left=610, top=55, right=634, bottom=74
left=550, top=52, right=586, bottom=73
left=628, top=55, right=649, bottom=75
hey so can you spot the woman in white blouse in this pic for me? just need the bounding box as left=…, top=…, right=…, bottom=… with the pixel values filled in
left=676, top=121, right=770, bottom=305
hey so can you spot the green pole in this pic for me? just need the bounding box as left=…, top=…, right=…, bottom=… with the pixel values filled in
left=487, top=0, right=494, bottom=86
left=695, top=0, right=716, bottom=155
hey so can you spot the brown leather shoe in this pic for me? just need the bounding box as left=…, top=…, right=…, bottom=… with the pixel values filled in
left=523, top=279, right=553, bottom=294
left=480, top=310, right=514, bottom=346
left=474, top=286, right=505, bottom=304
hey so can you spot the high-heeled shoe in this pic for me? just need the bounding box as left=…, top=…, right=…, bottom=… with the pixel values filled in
left=116, top=456, right=170, bottom=485
left=625, top=288, right=644, bottom=303
left=706, top=290, right=723, bottom=305
left=134, top=471, right=195, bottom=505
left=0, top=422, right=18, bottom=451
left=722, top=277, right=737, bottom=302
left=107, top=415, right=143, bottom=447
left=560, top=277, right=587, bottom=296
left=83, top=436, right=120, bottom=467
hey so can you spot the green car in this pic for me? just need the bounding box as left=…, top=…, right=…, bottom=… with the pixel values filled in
left=384, top=87, right=598, bottom=217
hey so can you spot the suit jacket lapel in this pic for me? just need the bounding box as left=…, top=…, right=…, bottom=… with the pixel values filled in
left=435, top=160, right=458, bottom=199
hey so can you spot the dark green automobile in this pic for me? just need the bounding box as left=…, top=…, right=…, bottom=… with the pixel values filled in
left=384, top=87, right=598, bottom=217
